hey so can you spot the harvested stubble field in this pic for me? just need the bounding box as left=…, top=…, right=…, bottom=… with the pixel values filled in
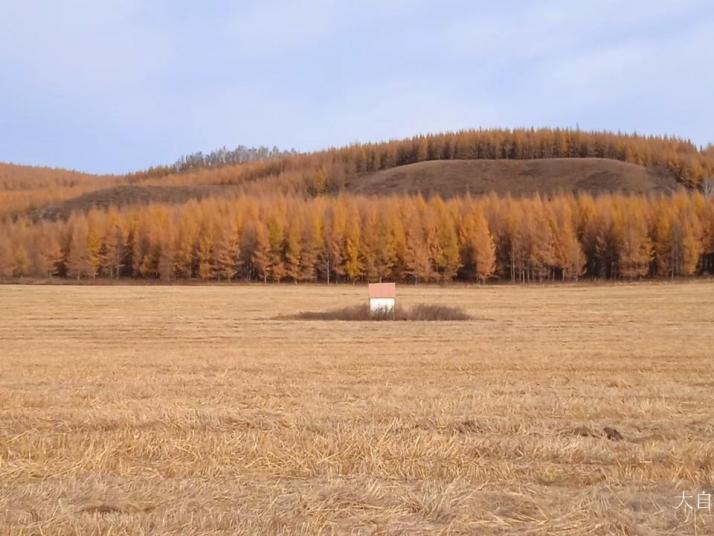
left=0, top=282, right=713, bottom=535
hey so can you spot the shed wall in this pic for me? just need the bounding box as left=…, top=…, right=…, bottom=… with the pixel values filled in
left=370, top=297, right=395, bottom=313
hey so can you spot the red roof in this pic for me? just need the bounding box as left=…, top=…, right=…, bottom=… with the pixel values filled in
left=368, top=282, right=396, bottom=299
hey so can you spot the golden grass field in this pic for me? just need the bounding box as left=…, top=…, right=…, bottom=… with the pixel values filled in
left=1, top=282, right=713, bottom=535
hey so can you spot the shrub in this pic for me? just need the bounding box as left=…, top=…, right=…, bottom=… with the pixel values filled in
left=286, top=304, right=471, bottom=321
left=407, top=304, right=472, bottom=321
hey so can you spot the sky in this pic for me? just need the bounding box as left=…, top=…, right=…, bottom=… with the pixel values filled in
left=1, top=0, right=713, bottom=174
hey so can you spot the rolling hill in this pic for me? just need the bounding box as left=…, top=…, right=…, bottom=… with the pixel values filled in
left=0, top=162, right=117, bottom=220
left=29, top=184, right=241, bottom=221
left=2, top=128, right=712, bottom=221
left=0, top=162, right=105, bottom=190
left=346, top=158, right=681, bottom=197
left=21, top=157, right=685, bottom=220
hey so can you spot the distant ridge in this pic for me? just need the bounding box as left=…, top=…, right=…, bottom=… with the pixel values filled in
left=1, top=128, right=712, bottom=221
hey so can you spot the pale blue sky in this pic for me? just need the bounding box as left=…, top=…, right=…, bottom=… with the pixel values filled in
left=1, top=0, right=712, bottom=174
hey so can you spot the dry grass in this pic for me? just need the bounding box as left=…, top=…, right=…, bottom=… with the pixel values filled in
left=347, top=158, right=680, bottom=197
left=287, top=303, right=472, bottom=321
left=0, top=282, right=713, bottom=535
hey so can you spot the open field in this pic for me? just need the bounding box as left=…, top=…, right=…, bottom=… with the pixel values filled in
left=1, top=282, right=713, bottom=535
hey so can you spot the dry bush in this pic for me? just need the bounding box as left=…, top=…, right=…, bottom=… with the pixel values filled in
left=287, top=303, right=472, bottom=321
left=408, top=303, right=472, bottom=321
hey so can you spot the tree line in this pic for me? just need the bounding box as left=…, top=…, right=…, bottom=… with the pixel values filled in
left=1, top=192, right=712, bottom=283
left=132, top=128, right=714, bottom=193
left=3, top=129, right=712, bottom=224
left=129, top=145, right=297, bottom=179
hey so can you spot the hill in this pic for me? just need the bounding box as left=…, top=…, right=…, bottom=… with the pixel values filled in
left=0, top=162, right=103, bottom=190
left=0, top=163, right=116, bottom=220
left=2, top=128, right=713, bottom=222
left=29, top=184, right=240, bottom=221
left=346, top=158, right=681, bottom=197
left=129, top=128, right=713, bottom=193
left=23, top=158, right=683, bottom=220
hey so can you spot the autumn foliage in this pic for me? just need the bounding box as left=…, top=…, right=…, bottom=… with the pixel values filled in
left=2, top=128, right=713, bottom=283
left=130, top=128, right=714, bottom=192
left=0, top=163, right=117, bottom=220
left=1, top=192, right=712, bottom=283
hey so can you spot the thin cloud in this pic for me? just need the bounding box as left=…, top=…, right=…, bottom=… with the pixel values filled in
left=0, top=0, right=712, bottom=172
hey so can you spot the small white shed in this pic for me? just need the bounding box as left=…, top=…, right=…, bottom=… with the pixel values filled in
left=368, top=283, right=396, bottom=314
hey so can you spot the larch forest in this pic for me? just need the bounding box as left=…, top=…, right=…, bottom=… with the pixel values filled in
left=1, top=128, right=713, bottom=284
